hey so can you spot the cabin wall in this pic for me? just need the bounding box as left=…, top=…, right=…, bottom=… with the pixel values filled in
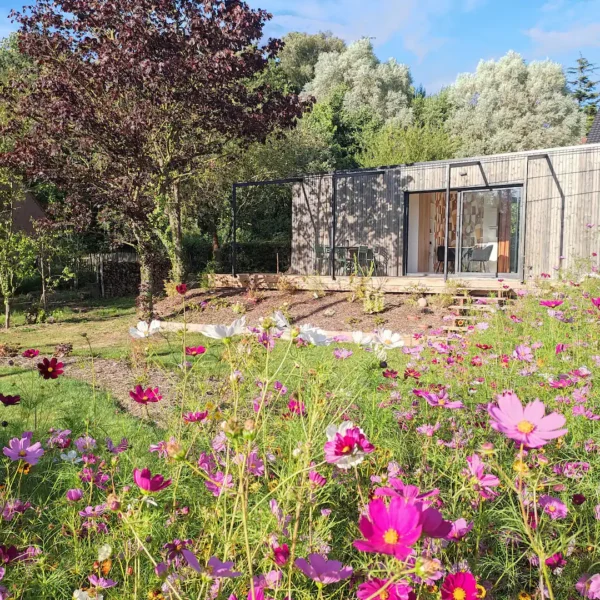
left=290, top=145, right=600, bottom=279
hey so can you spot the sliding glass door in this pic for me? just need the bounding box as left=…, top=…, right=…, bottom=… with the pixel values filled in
left=456, top=188, right=522, bottom=277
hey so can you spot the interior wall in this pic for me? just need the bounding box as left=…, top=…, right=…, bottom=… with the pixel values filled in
left=407, top=195, right=420, bottom=273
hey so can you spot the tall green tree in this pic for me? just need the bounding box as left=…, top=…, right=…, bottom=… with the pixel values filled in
left=278, top=31, right=345, bottom=92
left=568, top=54, right=600, bottom=133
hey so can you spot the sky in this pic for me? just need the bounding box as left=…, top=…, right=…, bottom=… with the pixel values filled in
left=2, top=0, right=600, bottom=92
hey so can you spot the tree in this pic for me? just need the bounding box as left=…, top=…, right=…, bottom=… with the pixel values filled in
left=302, top=38, right=414, bottom=127
left=357, top=123, right=457, bottom=168
left=568, top=54, right=600, bottom=132
left=0, top=177, right=36, bottom=329
left=446, top=51, right=585, bottom=156
left=0, top=1, right=305, bottom=316
left=278, top=31, right=345, bottom=92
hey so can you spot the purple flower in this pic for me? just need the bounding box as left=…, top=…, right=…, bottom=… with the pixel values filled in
left=416, top=423, right=440, bottom=437
left=446, top=518, right=473, bottom=541
left=78, top=504, right=106, bottom=518
left=1, top=499, right=31, bottom=521
left=294, top=554, right=353, bottom=584
left=247, top=451, right=265, bottom=477
left=206, top=556, right=241, bottom=578
left=88, top=574, right=117, bottom=589
left=513, top=344, right=533, bottom=362
left=464, top=454, right=499, bottom=500
left=3, top=435, right=44, bottom=465
left=577, top=573, right=600, bottom=598
left=66, top=489, right=84, bottom=502
left=539, top=496, right=567, bottom=519
left=205, top=472, right=234, bottom=497
left=333, top=348, right=353, bottom=360
left=74, top=436, right=96, bottom=453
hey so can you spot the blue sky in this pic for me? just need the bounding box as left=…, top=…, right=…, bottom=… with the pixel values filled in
left=2, top=0, right=600, bottom=92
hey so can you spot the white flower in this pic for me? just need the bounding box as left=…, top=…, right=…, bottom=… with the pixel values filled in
left=273, top=311, right=290, bottom=330
left=298, top=324, right=330, bottom=346
left=374, top=329, right=404, bottom=349
left=351, top=331, right=373, bottom=346
left=74, top=592, right=103, bottom=600
left=201, top=317, right=247, bottom=340
left=97, top=544, right=112, bottom=562
left=60, top=450, right=82, bottom=464
left=129, top=320, right=161, bottom=339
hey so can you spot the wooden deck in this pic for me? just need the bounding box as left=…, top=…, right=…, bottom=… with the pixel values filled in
left=212, top=273, right=526, bottom=294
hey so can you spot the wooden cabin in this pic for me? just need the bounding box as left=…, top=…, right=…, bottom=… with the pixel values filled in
left=290, top=143, right=600, bottom=282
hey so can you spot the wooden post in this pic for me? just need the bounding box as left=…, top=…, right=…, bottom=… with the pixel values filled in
left=99, top=254, right=105, bottom=298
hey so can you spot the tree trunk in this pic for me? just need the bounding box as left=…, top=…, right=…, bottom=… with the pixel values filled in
left=4, top=297, right=10, bottom=330
left=168, top=182, right=185, bottom=283
left=137, top=245, right=154, bottom=321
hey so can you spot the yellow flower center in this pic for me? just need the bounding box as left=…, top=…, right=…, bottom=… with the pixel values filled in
left=379, top=591, right=390, bottom=600
left=517, top=420, right=534, bottom=433
left=438, top=398, right=445, bottom=405
left=143, top=396, right=148, bottom=401
left=453, top=588, right=466, bottom=600
left=18, top=450, right=27, bottom=457
left=341, top=445, right=352, bottom=454
left=47, top=367, right=53, bottom=373
left=548, top=505, right=556, bottom=512
left=383, top=528, right=399, bottom=545
left=476, top=584, right=486, bottom=598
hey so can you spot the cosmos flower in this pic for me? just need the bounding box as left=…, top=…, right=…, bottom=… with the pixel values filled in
left=21, top=349, right=39, bottom=358
left=185, top=346, right=206, bottom=356
left=175, top=283, right=187, bottom=295
left=323, top=422, right=374, bottom=469
left=294, top=554, right=352, bottom=584
left=297, top=324, right=330, bottom=346
left=440, top=572, right=478, bottom=600
left=539, top=496, right=568, bottom=519
left=374, top=329, right=404, bottom=349
left=88, top=574, right=117, bottom=589
left=272, top=544, right=290, bottom=566
left=487, top=391, right=567, bottom=448
left=129, top=386, right=162, bottom=405
left=539, top=300, right=563, bottom=308
left=37, top=357, right=64, bottom=379
left=183, top=411, right=208, bottom=423
left=66, top=489, right=84, bottom=502
left=3, top=434, right=44, bottom=465
left=205, top=472, right=234, bottom=497
left=333, top=348, right=353, bottom=360
left=446, top=518, right=474, bottom=541
left=576, top=573, right=600, bottom=599
left=133, top=468, right=171, bottom=493
left=202, top=318, right=247, bottom=340
left=357, top=578, right=415, bottom=600
left=0, top=394, right=20, bottom=406
left=414, top=389, right=463, bottom=410
left=129, top=320, right=161, bottom=339
left=352, top=331, right=373, bottom=346
left=465, top=454, right=500, bottom=500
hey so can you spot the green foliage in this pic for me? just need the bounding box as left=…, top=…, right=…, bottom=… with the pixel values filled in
left=278, top=31, right=345, bottom=92
left=567, top=53, right=600, bottom=133
left=357, top=123, right=457, bottom=168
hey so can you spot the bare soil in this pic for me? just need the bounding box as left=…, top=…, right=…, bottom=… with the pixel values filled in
left=155, top=287, right=450, bottom=335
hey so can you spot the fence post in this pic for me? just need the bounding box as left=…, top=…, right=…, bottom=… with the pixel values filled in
left=99, top=255, right=105, bottom=298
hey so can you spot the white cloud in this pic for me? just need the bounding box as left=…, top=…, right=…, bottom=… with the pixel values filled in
left=258, top=0, right=478, bottom=61
left=526, top=22, right=600, bottom=55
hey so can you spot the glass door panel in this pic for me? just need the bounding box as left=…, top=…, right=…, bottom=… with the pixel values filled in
left=457, top=188, right=521, bottom=276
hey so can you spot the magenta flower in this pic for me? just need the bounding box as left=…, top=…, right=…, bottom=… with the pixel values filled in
left=3, top=435, right=44, bottom=465
left=272, top=543, right=290, bottom=566
left=21, top=349, right=39, bottom=358
left=66, top=489, right=84, bottom=502
left=133, top=467, right=171, bottom=493
left=309, top=470, right=327, bottom=488
left=440, top=572, right=478, bottom=600
left=416, top=423, right=440, bottom=437
left=591, top=297, right=600, bottom=310
left=185, top=345, right=206, bottom=356
left=488, top=391, right=568, bottom=448
left=324, top=422, right=374, bottom=469
left=353, top=497, right=422, bottom=559
left=333, top=348, right=353, bottom=360
left=294, top=554, right=352, bottom=584
left=357, top=578, right=414, bottom=600
left=129, top=385, right=162, bottom=405
left=540, top=299, right=563, bottom=308
left=183, top=411, right=208, bottom=423
left=539, top=495, right=568, bottom=519
left=205, top=556, right=241, bottom=578
left=513, top=344, right=534, bottom=362
left=464, top=454, right=500, bottom=500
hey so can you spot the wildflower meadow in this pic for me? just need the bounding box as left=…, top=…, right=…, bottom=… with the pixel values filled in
left=2, top=277, right=600, bottom=600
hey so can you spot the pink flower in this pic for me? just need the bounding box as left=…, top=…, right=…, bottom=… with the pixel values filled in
left=414, top=389, right=463, bottom=409
left=272, top=544, right=289, bottom=566
left=323, top=422, right=374, bottom=469
left=333, top=348, right=353, bottom=360
left=129, top=386, right=162, bottom=405
left=440, top=572, right=478, bottom=600
left=539, top=495, right=568, bottom=519
left=21, top=349, right=39, bottom=358
left=133, top=467, right=171, bottom=493
left=353, top=497, right=422, bottom=559
left=446, top=518, right=473, bottom=541
left=205, top=472, right=233, bottom=497
left=488, top=391, right=568, bottom=448
left=591, top=297, right=600, bottom=310
left=309, top=470, right=327, bottom=488
left=66, top=489, right=83, bottom=502
left=185, top=346, right=206, bottom=356
left=3, top=434, right=44, bottom=465
left=416, top=423, right=440, bottom=437
left=357, top=578, right=415, bottom=600
left=464, top=454, right=500, bottom=500
left=183, top=411, right=208, bottom=423
left=540, top=299, right=563, bottom=308
left=577, top=573, right=600, bottom=598
left=513, top=344, right=533, bottom=362
left=294, top=554, right=352, bottom=584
